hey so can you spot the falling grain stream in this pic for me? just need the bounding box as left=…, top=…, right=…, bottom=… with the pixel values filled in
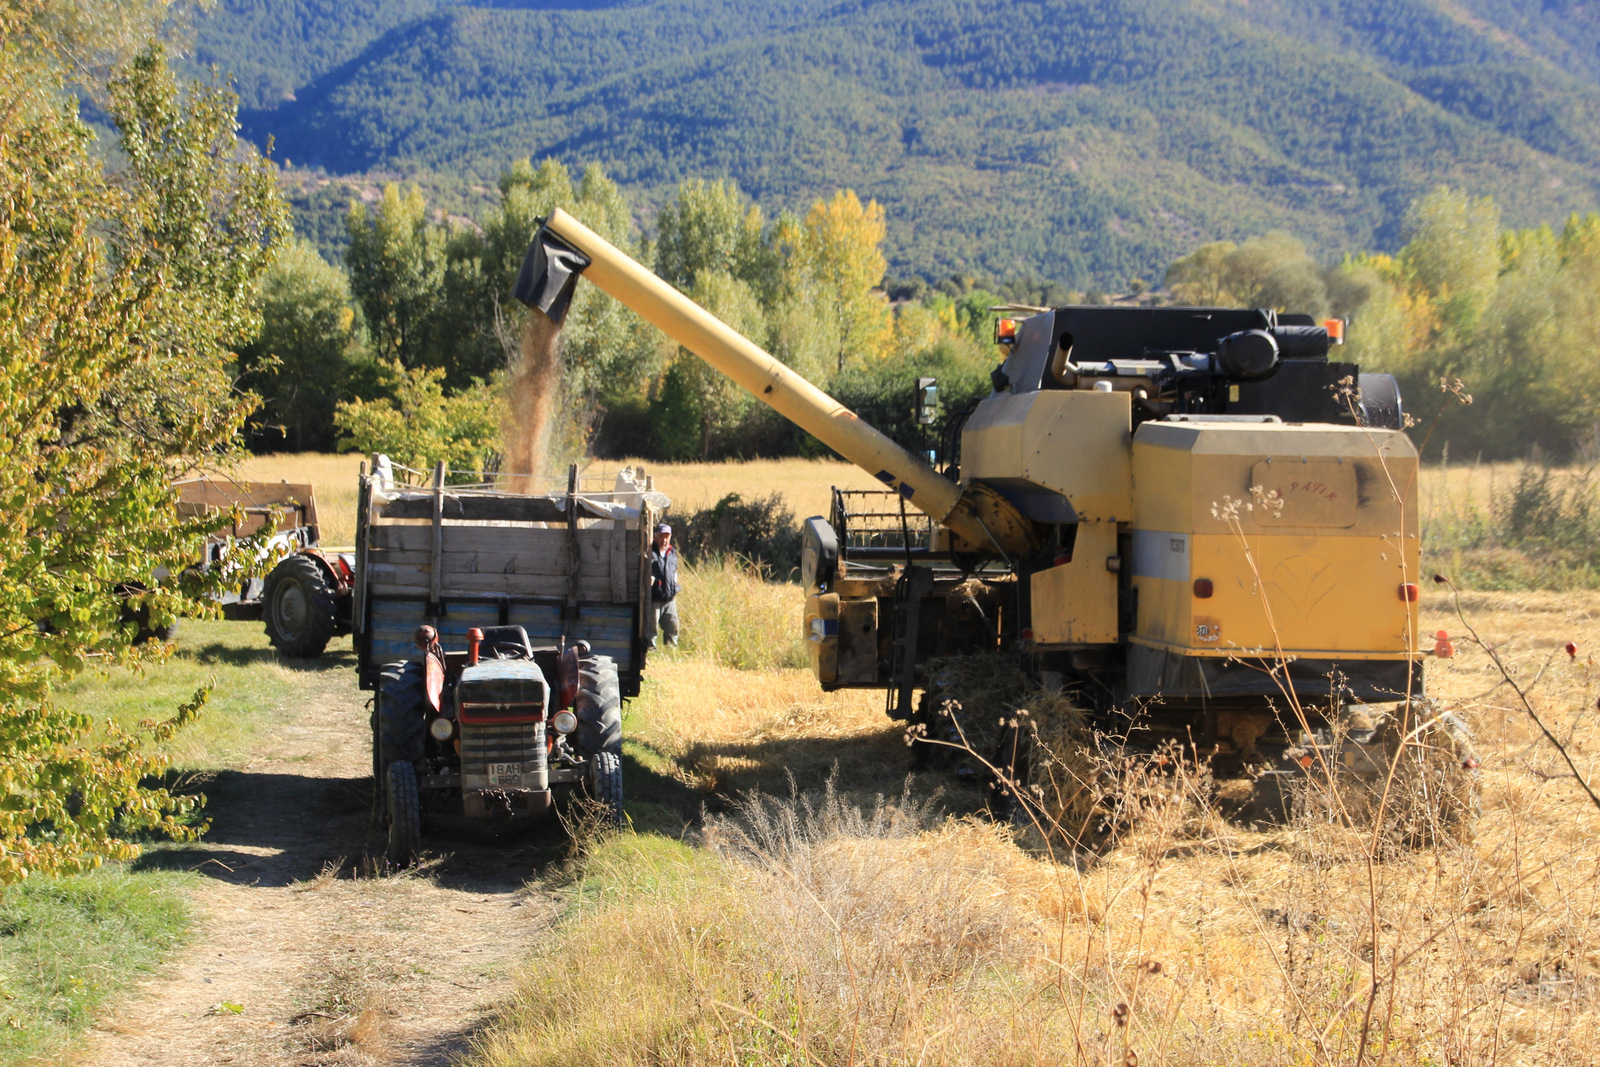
left=502, top=311, right=562, bottom=494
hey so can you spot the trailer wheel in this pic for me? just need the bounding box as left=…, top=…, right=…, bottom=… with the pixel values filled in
left=125, top=602, right=180, bottom=645
left=573, top=653, right=622, bottom=756
left=262, top=554, right=337, bottom=658
left=375, top=660, right=427, bottom=779
left=386, top=761, right=421, bottom=865
left=587, top=750, right=624, bottom=825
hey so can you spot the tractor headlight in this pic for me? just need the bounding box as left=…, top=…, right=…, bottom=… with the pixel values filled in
left=552, top=710, right=577, bottom=735
left=428, top=716, right=455, bottom=742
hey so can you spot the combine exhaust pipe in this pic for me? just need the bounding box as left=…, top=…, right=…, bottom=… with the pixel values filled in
left=514, top=208, right=1035, bottom=554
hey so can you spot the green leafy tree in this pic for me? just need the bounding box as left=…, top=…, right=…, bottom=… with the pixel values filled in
left=654, top=178, right=775, bottom=302
left=334, top=363, right=505, bottom=478
left=345, top=184, right=448, bottom=369
left=650, top=271, right=764, bottom=459
left=1165, top=232, right=1329, bottom=318
left=0, top=12, right=286, bottom=881
left=783, top=190, right=891, bottom=377
left=1399, top=186, right=1501, bottom=336
left=238, top=238, right=368, bottom=451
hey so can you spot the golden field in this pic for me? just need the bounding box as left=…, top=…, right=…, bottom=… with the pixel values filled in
left=466, top=565, right=1600, bottom=1066
left=225, top=451, right=1561, bottom=552
left=436, top=458, right=1600, bottom=1066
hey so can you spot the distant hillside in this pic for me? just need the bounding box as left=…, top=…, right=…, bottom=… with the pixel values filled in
left=196, top=0, right=1600, bottom=286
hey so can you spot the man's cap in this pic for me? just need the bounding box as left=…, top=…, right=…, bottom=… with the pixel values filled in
left=655, top=523, right=672, bottom=534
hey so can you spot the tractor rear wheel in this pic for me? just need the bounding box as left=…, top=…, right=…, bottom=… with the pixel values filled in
left=573, top=652, right=622, bottom=757
left=262, top=554, right=337, bottom=658
left=386, top=761, right=421, bottom=865
left=587, top=750, right=624, bottom=825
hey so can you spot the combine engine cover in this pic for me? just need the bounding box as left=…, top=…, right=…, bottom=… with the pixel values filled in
left=453, top=661, right=551, bottom=818
left=1126, top=418, right=1421, bottom=706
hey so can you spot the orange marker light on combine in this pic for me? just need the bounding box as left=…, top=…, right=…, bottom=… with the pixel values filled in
left=1323, top=318, right=1346, bottom=345
left=1193, top=578, right=1214, bottom=598
left=1399, top=583, right=1420, bottom=602
left=995, top=318, right=1019, bottom=345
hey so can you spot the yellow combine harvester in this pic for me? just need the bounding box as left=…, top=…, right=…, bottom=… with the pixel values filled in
left=515, top=209, right=1475, bottom=830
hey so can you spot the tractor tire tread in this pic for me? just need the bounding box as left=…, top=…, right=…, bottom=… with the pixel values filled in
left=262, top=555, right=338, bottom=658
left=386, top=761, right=421, bottom=865
left=377, top=660, right=427, bottom=771
left=574, top=655, right=622, bottom=756
left=588, top=750, right=624, bottom=825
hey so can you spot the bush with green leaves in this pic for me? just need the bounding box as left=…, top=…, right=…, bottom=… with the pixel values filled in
left=675, top=493, right=804, bottom=580
left=333, top=362, right=505, bottom=480
left=0, top=5, right=285, bottom=882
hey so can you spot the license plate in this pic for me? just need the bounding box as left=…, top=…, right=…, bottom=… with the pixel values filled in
left=488, top=762, right=523, bottom=786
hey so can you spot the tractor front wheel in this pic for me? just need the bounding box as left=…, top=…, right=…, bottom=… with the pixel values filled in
left=386, top=761, right=421, bottom=865
left=262, top=555, right=337, bottom=658
left=587, top=750, right=624, bottom=825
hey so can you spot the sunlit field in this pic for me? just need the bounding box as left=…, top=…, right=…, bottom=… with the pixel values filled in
left=477, top=586, right=1600, bottom=1067
left=198, top=451, right=1600, bottom=1063
left=230, top=451, right=1584, bottom=552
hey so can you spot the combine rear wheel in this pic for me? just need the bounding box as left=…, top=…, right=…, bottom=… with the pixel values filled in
left=1295, top=700, right=1480, bottom=851
left=262, top=555, right=337, bottom=657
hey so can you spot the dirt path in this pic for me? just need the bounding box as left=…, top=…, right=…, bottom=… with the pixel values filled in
left=78, top=669, right=559, bottom=1067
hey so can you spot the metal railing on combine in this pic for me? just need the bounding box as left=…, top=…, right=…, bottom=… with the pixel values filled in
left=832, top=488, right=938, bottom=561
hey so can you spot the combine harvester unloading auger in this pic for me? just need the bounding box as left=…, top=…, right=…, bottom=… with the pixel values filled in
left=515, top=208, right=1479, bottom=841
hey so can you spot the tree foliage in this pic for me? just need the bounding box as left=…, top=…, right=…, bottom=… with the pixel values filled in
left=786, top=190, right=892, bottom=375
left=1165, top=232, right=1331, bottom=318
left=334, top=363, right=505, bottom=478
left=1327, top=188, right=1600, bottom=459
left=0, top=6, right=286, bottom=881
left=238, top=237, right=371, bottom=451
left=345, top=184, right=447, bottom=370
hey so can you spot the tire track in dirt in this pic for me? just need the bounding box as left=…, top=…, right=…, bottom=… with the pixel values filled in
left=78, top=660, right=559, bottom=1067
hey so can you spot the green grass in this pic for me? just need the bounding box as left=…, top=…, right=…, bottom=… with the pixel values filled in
left=0, top=867, right=195, bottom=1065
left=56, top=618, right=357, bottom=771
left=1422, top=464, right=1600, bottom=590
left=672, top=560, right=807, bottom=672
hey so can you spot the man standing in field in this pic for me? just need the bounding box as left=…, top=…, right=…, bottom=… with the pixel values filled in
left=648, top=522, right=680, bottom=647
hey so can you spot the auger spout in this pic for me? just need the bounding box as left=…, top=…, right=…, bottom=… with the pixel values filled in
left=513, top=207, right=1036, bottom=554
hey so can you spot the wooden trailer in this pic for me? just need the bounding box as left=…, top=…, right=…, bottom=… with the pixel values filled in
left=352, top=458, right=667, bottom=696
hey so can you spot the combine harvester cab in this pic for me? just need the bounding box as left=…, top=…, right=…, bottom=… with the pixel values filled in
left=354, top=458, right=666, bottom=862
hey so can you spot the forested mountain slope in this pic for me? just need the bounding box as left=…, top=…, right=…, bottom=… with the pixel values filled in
left=199, top=0, right=1600, bottom=285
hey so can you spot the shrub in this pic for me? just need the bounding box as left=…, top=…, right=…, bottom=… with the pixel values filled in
left=675, top=493, right=803, bottom=579
left=1424, top=463, right=1600, bottom=588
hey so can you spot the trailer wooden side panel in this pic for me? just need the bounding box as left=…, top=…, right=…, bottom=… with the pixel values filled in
left=355, top=480, right=657, bottom=696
